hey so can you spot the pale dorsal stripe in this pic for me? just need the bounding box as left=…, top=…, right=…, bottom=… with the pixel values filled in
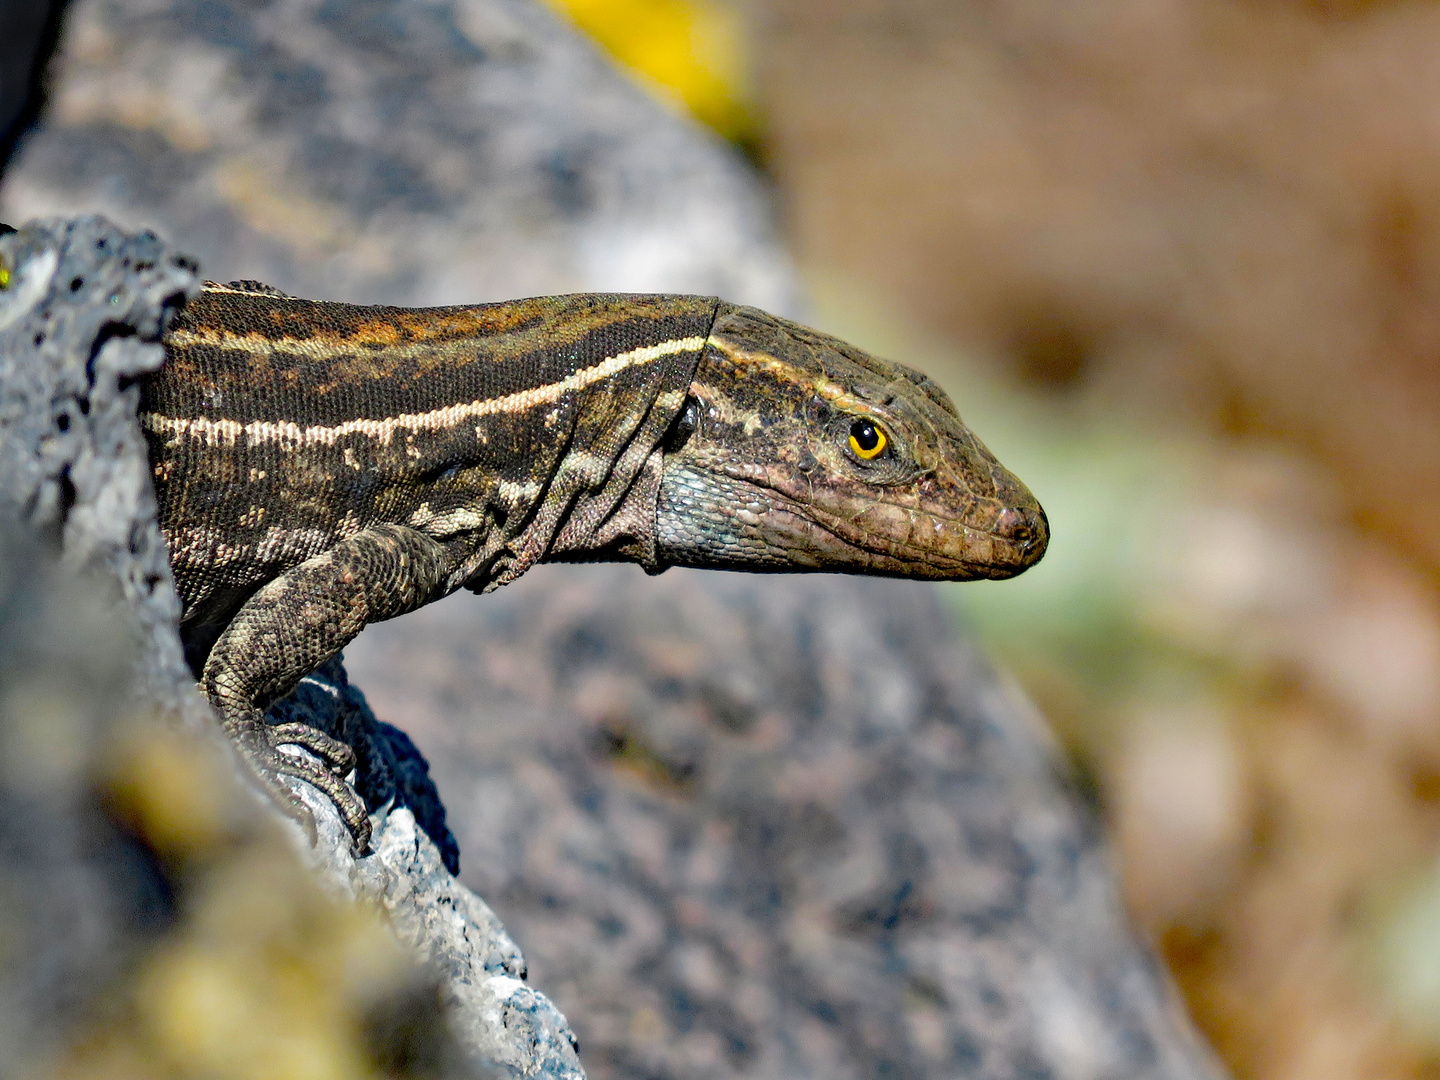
left=143, top=336, right=707, bottom=449
left=167, top=323, right=485, bottom=366
left=199, top=281, right=299, bottom=298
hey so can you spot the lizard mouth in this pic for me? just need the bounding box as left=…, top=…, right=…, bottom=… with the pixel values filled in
left=655, top=463, right=1048, bottom=580
left=803, top=492, right=1044, bottom=578
left=809, top=496, right=1047, bottom=577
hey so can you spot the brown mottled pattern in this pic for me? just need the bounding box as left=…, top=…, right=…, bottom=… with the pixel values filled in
left=137, top=280, right=1045, bottom=849
left=143, top=282, right=718, bottom=628
left=152, top=285, right=710, bottom=419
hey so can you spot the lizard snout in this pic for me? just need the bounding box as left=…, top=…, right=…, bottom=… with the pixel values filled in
left=994, top=503, right=1049, bottom=564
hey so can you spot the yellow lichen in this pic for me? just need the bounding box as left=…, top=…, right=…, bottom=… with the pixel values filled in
left=539, top=0, right=755, bottom=141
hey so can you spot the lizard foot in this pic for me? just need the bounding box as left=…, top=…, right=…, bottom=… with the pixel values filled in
left=226, top=714, right=373, bottom=854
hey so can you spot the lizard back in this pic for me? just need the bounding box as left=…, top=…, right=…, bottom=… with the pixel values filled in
left=142, top=282, right=718, bottom=625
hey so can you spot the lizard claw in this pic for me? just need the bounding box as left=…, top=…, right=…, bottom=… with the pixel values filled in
left=226, top=714, right=373, bottom=854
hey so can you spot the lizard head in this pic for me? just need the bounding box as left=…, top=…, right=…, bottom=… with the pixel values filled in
left=654, top=304, right=1048, bottom=580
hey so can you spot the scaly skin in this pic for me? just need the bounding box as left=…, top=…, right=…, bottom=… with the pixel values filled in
left=656, top=304, right=1045, bottom=577
left=141, top=282, right=1047, bottom=850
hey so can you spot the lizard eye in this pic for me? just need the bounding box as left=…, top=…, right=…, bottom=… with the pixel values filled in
left=663, top=394, right=701, bottom=453
left=847, top=418, right=887, bottom=460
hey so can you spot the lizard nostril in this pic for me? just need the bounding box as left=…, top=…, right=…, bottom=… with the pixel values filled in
left=997, top=505, right=1048, bottom=559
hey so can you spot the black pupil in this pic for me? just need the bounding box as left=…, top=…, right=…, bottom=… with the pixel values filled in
left=851, top=420, right=879, bottom=452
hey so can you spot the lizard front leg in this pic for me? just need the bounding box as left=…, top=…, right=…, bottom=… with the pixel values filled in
left=203, top=523, right=456, bottom=852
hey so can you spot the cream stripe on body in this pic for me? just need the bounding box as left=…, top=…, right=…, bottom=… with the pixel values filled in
left=198, top=282, right=303, bottom=299
left=144, top=336, right=707, bottom=449
left=168, top=324, right=487, bottom=367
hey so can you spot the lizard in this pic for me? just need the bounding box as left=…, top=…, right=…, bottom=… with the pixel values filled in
left=136, top=279, right=1049, bottom=851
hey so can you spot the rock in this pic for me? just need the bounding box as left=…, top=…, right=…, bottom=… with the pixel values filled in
left=346, top=564, right=1228, bottom=1080
left=0, top=320, right=479, bottom=1077
left=272, top=659, right=584, bottom=1080
left=0, top=526, right=167, bottom=1076
left=0, top=215, right=203, bottom=723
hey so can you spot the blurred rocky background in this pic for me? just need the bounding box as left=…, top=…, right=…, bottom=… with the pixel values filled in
left=8, top=0, right=1434, bottom=1079
left=532, top=0, right=1440, bottom=1076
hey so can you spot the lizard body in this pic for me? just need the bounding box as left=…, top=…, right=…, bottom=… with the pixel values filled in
left=140, top=280, right=1047, bottom=848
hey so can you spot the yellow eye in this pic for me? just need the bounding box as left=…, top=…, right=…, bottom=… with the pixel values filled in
left=0, top=260, right=9, bottom=290
left=848, top=418, right=887, bottom=460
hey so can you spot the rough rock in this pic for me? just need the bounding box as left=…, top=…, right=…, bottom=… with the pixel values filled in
left=0, top=215, right=206, bottom=722
left=0, top=523, right=487, bottom=1079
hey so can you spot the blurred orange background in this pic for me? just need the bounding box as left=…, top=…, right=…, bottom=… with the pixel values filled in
left=543, top=2, right=1440, bottom=1078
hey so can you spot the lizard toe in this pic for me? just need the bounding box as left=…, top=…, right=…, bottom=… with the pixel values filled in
left=226, top=714, right=373, bottom=854
left=267, top=721, right=357, bottom=774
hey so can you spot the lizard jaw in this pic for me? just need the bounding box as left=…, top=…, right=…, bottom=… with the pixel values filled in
left=655, top=462, right=1047, bottom=580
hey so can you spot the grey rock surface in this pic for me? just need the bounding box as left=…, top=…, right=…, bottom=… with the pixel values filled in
left=0, top=521, right=497, bottom=1080
left=279, top=659, right=584, bottom=1080
left=0, top=0, right=797, bottom=313
left=0, top=216, right=581, bottom=1079
left=345, top=566, right=1226, bottom=1080
left=0, top=215, right=203, bottom=725
left=374, top=807, right=581, bottom=1078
